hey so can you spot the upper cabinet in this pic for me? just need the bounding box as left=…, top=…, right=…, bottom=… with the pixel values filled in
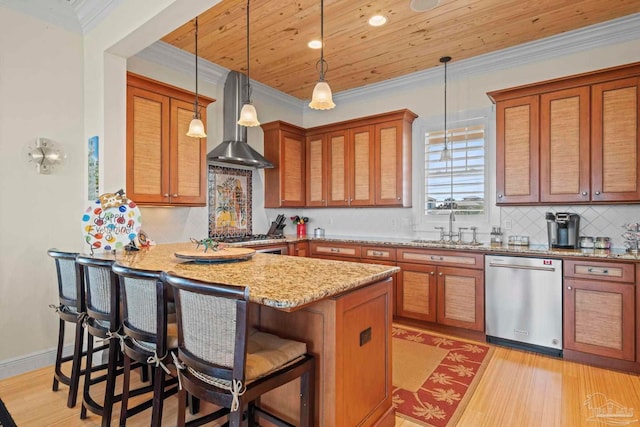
left=488, top=62, right=640, bottom=205
left=267, top=109, right=416, bottom=209
left=126, top=73, right=214, bottom=206
left=262, top=121, right=307, bottom=208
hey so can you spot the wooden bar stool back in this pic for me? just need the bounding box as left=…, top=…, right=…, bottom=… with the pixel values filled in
left=47, top=249, right=85, bottom=408
left=112, top=263, right=179, bottom=427
left=163, top=271, right=315, bottom=427
left=75, top=254, right=122, bottom=427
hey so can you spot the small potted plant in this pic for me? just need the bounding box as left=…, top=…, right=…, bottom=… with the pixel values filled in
left=291, top=215, right=310, bottom=238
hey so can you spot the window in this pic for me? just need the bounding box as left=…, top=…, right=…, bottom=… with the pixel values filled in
left=424, top=123, right=486, bottom=216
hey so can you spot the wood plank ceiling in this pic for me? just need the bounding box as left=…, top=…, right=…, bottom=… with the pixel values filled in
left=161, top=0, right=640, bottom=100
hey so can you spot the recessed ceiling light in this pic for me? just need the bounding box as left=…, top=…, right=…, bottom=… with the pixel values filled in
left=308, top=40, right=322, bottom=49
left=368, top=15, right=388, bottom=27
left=410, top=0, right=440, bottom=12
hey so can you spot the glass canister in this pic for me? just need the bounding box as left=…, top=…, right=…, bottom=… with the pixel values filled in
left=594, top=237, right=611, bottom=249
left=580, top=236, right=594, bottom=249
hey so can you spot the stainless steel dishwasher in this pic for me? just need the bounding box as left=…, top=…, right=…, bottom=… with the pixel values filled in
left=485, top=255, right=563, bottom=357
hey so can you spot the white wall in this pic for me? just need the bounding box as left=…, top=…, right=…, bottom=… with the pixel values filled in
left=0, top=7, right=84, bottom=368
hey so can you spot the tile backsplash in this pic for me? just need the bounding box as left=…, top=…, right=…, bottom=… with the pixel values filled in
left=500, top=205, right=640, bottom=249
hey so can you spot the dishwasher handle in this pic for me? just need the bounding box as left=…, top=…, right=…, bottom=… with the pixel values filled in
left=488, top=262, right=557, bottom=272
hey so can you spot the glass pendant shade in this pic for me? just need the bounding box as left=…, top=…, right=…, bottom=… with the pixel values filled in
left=309, top=81, right=335, bottom=110
left=439, top=144, right=451, bottom=162
left=187, top=117, right=207, bottom=138
left=238, top=103, right=260, bottom=127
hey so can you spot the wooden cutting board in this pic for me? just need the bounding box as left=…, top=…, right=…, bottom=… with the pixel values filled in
left=174, top=247, right=256, bottom=262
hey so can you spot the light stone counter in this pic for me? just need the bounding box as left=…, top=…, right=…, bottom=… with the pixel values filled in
left=115, top=242, right=399, bottom=310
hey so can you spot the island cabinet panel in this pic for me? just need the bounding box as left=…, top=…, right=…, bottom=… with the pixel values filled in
left=395, top=248, right=484, bottom=332
left=262, top=121, right=306, bottom=208
left=257, top=278, right=395, bottom=427
left=591, top=77, right=640, bottom=202
left=489, top=62, right=640, bottom=205
left=563, top=260, right=636, bottom=362
left=126, top=73, right=212, bottom=206
left=540, top=87, right=591, bottom=203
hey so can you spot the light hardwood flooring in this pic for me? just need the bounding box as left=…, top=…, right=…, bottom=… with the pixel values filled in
left=2, top=343, right=640, bottom=426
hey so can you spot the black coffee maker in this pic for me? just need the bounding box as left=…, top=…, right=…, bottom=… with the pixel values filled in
left=545, top=212, right=580, bottom=249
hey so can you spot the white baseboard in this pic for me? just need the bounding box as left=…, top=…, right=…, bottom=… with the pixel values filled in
left=0, top=344, right=72, bottom=380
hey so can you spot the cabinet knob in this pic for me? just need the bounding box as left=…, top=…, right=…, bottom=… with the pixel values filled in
left=594, top=191, right=601, bottom=195
left=173, top=194, right=178, bottom=197
left=439, top=272, right=443, bottom=276
left=164, top=194, right=169, bottom=197
left=567, top=286, right=572, bottom=290
left=581, top=191, right=588, bottom=196
left=498, top=194, right=503, bottom=199
left=397, top=197, right=401, bottom=200
left=430, top=271, right=435, bottom=275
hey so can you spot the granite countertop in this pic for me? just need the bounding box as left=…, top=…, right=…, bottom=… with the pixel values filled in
left=115, top=242, right=399, bottom=310
left=277, top=235, right=640, bottom=261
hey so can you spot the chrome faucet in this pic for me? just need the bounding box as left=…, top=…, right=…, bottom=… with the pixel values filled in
left=434, top=211, right=457, bottom=243
left=448, top=210, right=456, bottom=242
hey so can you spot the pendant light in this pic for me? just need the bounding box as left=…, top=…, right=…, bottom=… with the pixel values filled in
left=187, top=17, right=207, bottom=138
left=309, top=0, right=335, bottom=110
left=238, top=0, right=260, bottom=127
left=439, top=56, right=451, bottom=162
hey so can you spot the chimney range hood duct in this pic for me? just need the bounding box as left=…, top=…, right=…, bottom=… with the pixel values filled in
left=207, top=71, right=273, bottom=168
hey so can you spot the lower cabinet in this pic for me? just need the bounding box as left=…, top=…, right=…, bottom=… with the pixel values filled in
left=563, top=259, right=636, bottom=361
left=288, top=241, right=309, bottom=257
left=396, top=262, right=484, bottom=331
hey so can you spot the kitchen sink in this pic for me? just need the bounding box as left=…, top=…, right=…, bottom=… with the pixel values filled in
left=412, top=239, right=484, bottom=246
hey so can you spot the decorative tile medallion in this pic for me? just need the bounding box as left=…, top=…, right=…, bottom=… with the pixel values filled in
left=208, top=165, right=252, bottom=238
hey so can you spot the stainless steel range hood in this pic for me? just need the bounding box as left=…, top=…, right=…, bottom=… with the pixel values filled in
left=207, top=71, right=273, bottom=168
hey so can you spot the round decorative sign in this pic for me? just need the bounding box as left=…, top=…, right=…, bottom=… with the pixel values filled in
left=81, top=191, right=142, bottom=251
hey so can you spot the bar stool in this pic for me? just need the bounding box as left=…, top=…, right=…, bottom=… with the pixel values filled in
left=112, top=263, right=179, bottom=426
left=47, top=249, right=87, bottom=408
left=75, top=254, right=123, bottom=427
left=163, top=271, right=315, bottom=427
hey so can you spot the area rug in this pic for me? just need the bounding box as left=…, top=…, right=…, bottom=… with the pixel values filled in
left=0, top=398, right=17, bottom=427
left=392, top=325, right=493, bottom=427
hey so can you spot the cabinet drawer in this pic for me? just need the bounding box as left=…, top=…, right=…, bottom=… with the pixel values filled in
left=397, top=248, right=483, bottom=269
left=310, top=241, right=361, bottom=259
left=564, top=260, right=635, bottom=283
left=361, top=245, right=396, bottom=262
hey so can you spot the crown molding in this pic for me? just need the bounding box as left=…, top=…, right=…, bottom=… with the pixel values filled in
left=136, top=41, right=304, bottom=110
left=335, top=12, right=640, bottom=102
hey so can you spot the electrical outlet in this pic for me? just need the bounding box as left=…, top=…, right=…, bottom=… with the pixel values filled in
left=504, top=219, right=512, bottom=230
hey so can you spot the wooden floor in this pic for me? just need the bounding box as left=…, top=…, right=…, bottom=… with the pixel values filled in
left=2, top=343, right=640, bottom=426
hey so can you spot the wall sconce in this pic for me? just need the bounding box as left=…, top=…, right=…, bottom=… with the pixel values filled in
left=27, top=138, right=66, bottom=174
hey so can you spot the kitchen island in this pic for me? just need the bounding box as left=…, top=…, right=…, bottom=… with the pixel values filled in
left=115, top=242, right=399, bottom=426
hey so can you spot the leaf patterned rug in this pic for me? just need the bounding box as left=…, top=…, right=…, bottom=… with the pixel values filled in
left=392, top=325, right=493, bottom=427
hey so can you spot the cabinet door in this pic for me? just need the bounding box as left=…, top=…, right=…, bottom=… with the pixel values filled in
left=280, top=130, right=306, bottom=206
left=126, top=86, right=171, bottom=204
left=349, top=126, right=375, bottom=206
left=591, top=77, right=640, bottom=202
left=564, top=278, right=635, bottom=361
left=374, top=120, right=405, bottom=206
left=540, top=87, right=590, bottom=203
left=495, top=96, right=540, bottom=204
left=289, top=241, right=309, bottom=257
left=436, top=266, right=484, bottom=331
left=169, top=98, right=207, bottom=205
left=326, top=130, right=350, bottom=206
left=396, top=263, right=436, bottom=322
left=306, top=134, right=326, bottom=207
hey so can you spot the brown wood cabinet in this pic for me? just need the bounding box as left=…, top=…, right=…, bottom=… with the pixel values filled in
left=126, top=73, right=214, bottom=206
left=288, top=241, right=309, bottom=257
left=395, top=248, right=484, bottom=331
left=309, top=241, right=361, bottom=260
left=489, top=62, right=640, bottom=205
left=262, top=121, right=306, bottom=208
left=563, top=259, right=635, bottom=361
left=266, top=109, right=416, bottom=208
